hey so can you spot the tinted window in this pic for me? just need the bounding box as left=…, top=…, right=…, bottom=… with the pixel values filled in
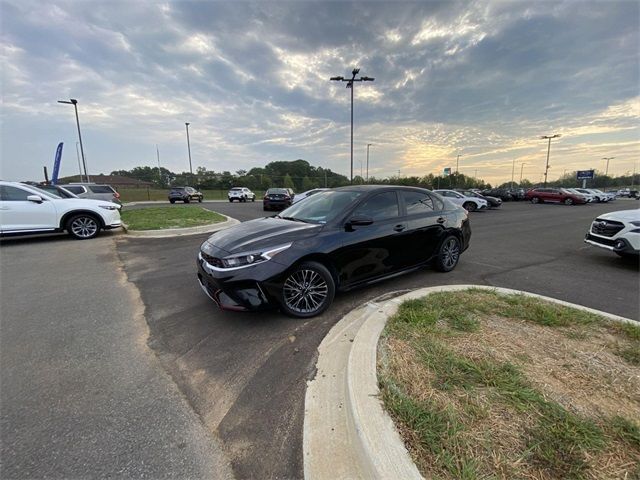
left=353, top=192, right=399, bottom=221
left=403, top=191, right=434, bottom=214
left=267, top=188, right=287, bottom=195
left=65, top=186, right=85, bottom=194
left=1, top=185, right=32, bottom=201
left=88, top=185, right=114, bottom=194
left=281, top=191, right=362, bottom=224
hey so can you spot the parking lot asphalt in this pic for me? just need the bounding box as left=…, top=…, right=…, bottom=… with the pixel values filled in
left=116, top=198, right=639, bottom=479
left=0, top=235, right=233, bottom=479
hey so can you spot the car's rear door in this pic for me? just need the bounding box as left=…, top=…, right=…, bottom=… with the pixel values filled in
left=401, top=190, right=445, bottom=264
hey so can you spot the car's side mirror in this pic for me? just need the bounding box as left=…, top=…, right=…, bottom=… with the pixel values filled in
left=346, top=215, right=374, bottom=231
left=27, top=195, right=43, bottom=203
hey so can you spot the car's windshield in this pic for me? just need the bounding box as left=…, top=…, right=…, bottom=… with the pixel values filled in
left=276, top=190, right=362, bottom=224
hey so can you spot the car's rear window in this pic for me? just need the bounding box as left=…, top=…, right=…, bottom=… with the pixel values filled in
left=230, top=188, right=242, bottom=191
left=88, top=185, right=115, bottom=194
left=267, top=188, right=288, bottom=194
left=171, top=188, right=185, bottom=192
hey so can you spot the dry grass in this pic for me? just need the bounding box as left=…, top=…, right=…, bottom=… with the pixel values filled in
left=378, top=290, right=640, bottom=480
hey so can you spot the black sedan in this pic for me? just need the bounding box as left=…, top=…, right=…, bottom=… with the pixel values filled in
left=169, top=186, right=203, bottom=203
left=263, top=188, right=293, bottom=211
left=197, top=186, right=471, bottom=318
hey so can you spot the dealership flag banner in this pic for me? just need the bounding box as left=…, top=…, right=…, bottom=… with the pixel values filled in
left=51, top=142, right=63, bottom=185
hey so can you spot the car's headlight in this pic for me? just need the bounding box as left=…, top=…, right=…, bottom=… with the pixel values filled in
left=201, top=242, right=292, bottom=270
left=99, top=205, right=118, bottom=210
left=630, top=221, right=640, bottom=227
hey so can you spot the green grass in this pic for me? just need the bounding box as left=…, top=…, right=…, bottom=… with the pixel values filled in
left=121, top=206, right=225, bottom=230
left=379, top=290, right=640, bottom=479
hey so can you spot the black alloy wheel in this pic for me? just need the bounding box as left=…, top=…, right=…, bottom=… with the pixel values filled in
left=463, top=201, right=476, bottom=212
left=280, top=261, right=335, bottom=318
left=433, top=235, right=461, bottom=272
left=67, top=214, right=100, bottom=240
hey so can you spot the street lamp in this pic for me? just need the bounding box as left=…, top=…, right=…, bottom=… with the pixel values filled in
left=366, top=143, right=373, bottom=183
left=185, top=122, right=193, bottom=185
left=58, top=98, right=89, bottom=182
left=540, top=134, right=561, bottom=187
left=602, top=157, right=615, bottom=177
left=330, top=68, right=375, bottom=184
left=520, top=163, right=526, bottom=184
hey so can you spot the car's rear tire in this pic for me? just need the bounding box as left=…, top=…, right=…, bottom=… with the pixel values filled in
left=433, top=235, right=461, bottom=272
left=252, top=197, right=255, bottom=202
left=531, top=197, right=540, bottom=204
left=184, top=198, right=190, bottom=203
left=564, top=198, right=574, bottom=205
left=198, top=197, right=202, bottom=203
left=462, top=202, right=476, bottom=212
left=279, top=261, right=335, bottom=318
left=67, top=214, right=101, bottom=240
left=170, top=199, right=175, bottom=204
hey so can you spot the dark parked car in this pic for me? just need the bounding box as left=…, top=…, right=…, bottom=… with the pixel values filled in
left=482, top=188, right=514, bottom=201
left=525, top=188, right=587, bottom=205
left=197, top=186, right=471, bottom=318
left=263, top=188, right=293, bottom=211
left=456, top=189, right=502, bottom=208
left=169, top=186, right=203, bottom=203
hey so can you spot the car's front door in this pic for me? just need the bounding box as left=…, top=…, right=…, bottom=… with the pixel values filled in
left=0, top=185, right=57, bottom=232
left=333, top=191, right=408, bottom=287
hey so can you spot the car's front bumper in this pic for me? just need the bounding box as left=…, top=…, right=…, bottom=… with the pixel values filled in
left=196, top=253, right=288, bottom=311
left=584, top=233, right=639, bottom=255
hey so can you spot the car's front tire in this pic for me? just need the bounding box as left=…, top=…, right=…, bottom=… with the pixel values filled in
left=67, top=214, right=101, bottom=240
left=184, top=198, right=190, bottom=203
left=564, top=198, right=574, bottom=205
left=433, top=235, right=461, bottom=272
left=462, top=201, right=476, bottom=212
left=279, top=261, right=335, bottom=318
left=170, top=199, right=175, bottom=204
left=531, top=197, right=540, bottom=204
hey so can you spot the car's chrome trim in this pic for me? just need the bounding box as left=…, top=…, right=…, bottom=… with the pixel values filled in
left=584, top=239, right=614, bottom=251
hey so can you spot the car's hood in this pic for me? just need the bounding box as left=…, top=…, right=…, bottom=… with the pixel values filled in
left=204, top=217, right=321, bottom=254
left=597, top=210, right=640, bottom=222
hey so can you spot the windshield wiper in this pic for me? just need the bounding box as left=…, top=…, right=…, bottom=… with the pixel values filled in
left=281, top=216, right=309, bottom=223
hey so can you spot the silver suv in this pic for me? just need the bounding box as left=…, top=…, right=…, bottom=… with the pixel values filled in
left=63, top=183, right=121, bottom=204
left=228, top=187, right=256, bottom=202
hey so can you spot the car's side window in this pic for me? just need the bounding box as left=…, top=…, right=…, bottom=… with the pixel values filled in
left=353, top=192, right=399, bottom=221
left=65, top=186, right=85, bottom=194
left=403, top=191, right=434, bottom=214
left=0, top=185, right=32, bottom=201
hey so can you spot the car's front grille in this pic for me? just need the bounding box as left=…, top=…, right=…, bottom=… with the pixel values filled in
left=585, top=233, right=616, bottom=246
left=201, top=252, right=224, bottom=268
left=590, top=219, right=625, bottom=237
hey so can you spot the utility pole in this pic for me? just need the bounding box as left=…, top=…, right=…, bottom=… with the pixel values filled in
left=58, top=98, right=89, bottom=182
left=511, top=159, right=515, bottom=188
left=156, top=145, right=162, bottom=186
left=520, top=163, right=525, bottom=184
left=540, top=134, right=561, bottom=187
left=185, top=123, right=193, bottom=185
left=330, top=68, right=375, bottom=184
left=366, top=143, right=372, bottom=183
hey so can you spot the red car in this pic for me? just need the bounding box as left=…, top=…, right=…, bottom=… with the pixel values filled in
left=525, top=188, right=587, bottom=205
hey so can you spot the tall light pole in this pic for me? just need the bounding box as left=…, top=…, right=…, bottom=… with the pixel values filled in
left=366, top=143, right=372, bottom=182
left=602, top=157, right=615, bottom=177
left=185, top=122, right=193, bottom=185
left=520, top=163, right=526, bottom=184
left=540, top=134, right=561, bottom=187
left=330, top=68, right=375, bottom=184
left=58, top=98, right=89, bottom=182
left=75, top=142, right=83, bottom=181
left=511, top=159, right=515, bottom=188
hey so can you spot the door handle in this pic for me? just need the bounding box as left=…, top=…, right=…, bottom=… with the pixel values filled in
left=436, top=217, right=446, bottom=224
left=393, top=224, right=406, bottom=232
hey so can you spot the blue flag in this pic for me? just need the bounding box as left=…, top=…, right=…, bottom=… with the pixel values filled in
left=51, top=142, right=63, bottom=185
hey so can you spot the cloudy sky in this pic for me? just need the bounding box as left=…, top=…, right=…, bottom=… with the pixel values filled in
left=1, top=0, right=638, bottom=185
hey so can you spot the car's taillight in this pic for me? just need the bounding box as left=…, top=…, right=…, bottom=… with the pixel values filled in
left=264, top=195, right=269, bottom=200
left=283, top=196, right=290, bottom=200
left=114, top=192, right=120, bottom=198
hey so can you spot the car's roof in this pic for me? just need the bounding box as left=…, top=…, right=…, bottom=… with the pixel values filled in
left=334, top=185, right=433, bottom=193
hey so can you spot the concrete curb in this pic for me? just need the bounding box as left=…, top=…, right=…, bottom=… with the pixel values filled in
left=303, top=285, right=636, bottom=480
left=124, top=212, right=239, bottom=238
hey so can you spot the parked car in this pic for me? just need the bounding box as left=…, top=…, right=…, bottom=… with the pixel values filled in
left=525, top=188, right=587, bottom=205
left=168, top=186, right=203, bottom=203
left=228, top=187, right=256, bottom=202
left=456, top=189, right=502, bottom=208
left=507, top=188, right=526, bottom=201
left=572, top=188, right=598, bottom=202
left=584, top=209, right=640, bottom=258
left=561, top=188, right=591, bottom=203
left=293, top=188, right=330, bottom=204
left=0, top=181, right=122, bottom=240
left=482, top=188, right=514, bottom=201
left=263, top=188, right=293, bottom=211
left=433, top=189, right=488, bottom=211
left=587, top=189, right=615, bottom=202
left=197, top=186, right=471, bottom=318
left=62, top=183, right=121, bottom=204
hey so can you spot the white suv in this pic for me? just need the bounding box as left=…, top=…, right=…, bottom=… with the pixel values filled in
left=584, top=209, right=640, bottom=258
left=0, top=181, right=122, bottom=240
left=433, top=189, right=488, bottom=212
left=228, top=187, right=256, bottom=202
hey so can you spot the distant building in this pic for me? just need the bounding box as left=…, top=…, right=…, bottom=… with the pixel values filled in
left=58, top=174, right=154, bottom=189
